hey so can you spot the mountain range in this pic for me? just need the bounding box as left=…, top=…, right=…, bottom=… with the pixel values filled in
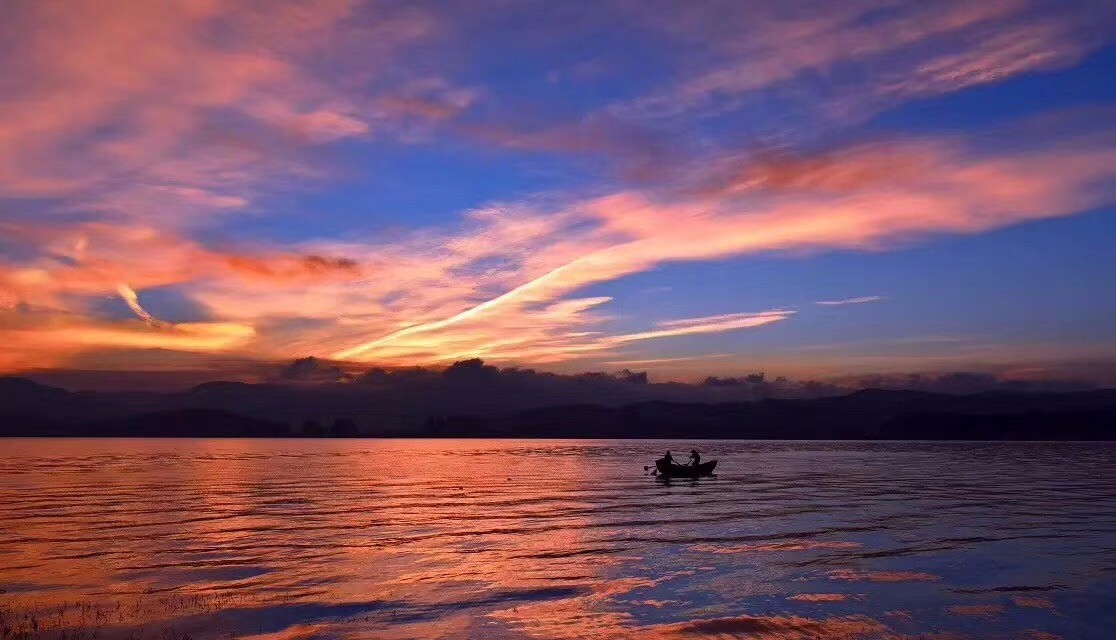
left=2, top=374, right=1113, bottom=440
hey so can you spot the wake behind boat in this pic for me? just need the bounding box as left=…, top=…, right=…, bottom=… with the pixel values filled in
left=655, top=459, right=717, bottom=478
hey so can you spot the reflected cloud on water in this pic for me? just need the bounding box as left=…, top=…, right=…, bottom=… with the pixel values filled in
left=1, top=440, right=1114, bottom=639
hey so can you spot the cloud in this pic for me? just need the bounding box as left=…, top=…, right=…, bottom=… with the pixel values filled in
left=604, top=354, right=732, bottom=366
left=3, top=127, right=1115, bottom=372
left=326, top=133, right=1116, bottom=365
left=884, top=22, right=1089, bottom=99
left=817, top=296, right=884, bottom=306
left=0, top=221, right=368, bottom=314
left=116, top=284, right=165, bottom=328
left=0, top=309, right=256, bottom=371
left=1, top=3, right=1114, bottom=375
left=458, top=112, right=678, bottom=182
left=278, top=356, right=346, bottom=383
left=844, top=371, right=1096, bottom=394
left=622, top=0, right=1104, bottom=129
left=0, top=0, right=442, bottom=214
left=605, top=310, right=794, bottom=343
left=61, top=322, right=255, bottom=352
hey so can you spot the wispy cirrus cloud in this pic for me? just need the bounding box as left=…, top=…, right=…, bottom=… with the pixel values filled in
left=3, top=125, right=1115, bottom=371
left=606, top=310, right=794, bottom=344
left=621, top=0, right=1105, bottom=129
left=325, top=134, right=1116, bottom=365
left=0, top=0, right=475, bottom=240
left=604, top=354, right=732, bottom=366
left=0, top=1, right=1113, bottom=377
left=817, top=296, right=884, bottom=306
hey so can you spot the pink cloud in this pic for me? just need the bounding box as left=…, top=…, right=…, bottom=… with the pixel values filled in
left=0, top=3, right=1113, bottom=374
left=624, top=0, right=1101, bottom=126
left=306, top=135, right=1116, bottom=366
left=2, top=128, right=1114, bottom=372
left=0, top=0, right=439, bottom=218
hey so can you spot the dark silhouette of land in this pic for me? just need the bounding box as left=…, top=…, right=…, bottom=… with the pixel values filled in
left=2, top=360, right=1114, bottom=439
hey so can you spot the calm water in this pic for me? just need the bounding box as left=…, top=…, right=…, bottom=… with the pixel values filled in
left=1, top=439, right=1114, bottom=640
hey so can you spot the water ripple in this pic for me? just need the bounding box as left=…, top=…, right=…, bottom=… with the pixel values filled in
left=1, top=439, right=1114, bottom=639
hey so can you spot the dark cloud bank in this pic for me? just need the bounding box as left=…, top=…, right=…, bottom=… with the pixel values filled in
left=3, top=358, right=1114, bottom=439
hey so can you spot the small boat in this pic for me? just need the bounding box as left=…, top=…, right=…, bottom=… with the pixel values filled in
left=655, top=459, right=717, bottom=478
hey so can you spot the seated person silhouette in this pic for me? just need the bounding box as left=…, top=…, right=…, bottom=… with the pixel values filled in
left=688, top=449, right=701, bottom=466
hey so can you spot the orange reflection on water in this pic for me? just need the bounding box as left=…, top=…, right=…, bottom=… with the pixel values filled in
left=0, top=439, right=1108, bottom=640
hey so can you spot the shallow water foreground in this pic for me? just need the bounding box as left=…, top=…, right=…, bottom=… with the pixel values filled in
left=1, top=439, right=1114, bottom=639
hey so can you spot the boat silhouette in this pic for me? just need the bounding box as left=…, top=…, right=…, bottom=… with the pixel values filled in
left=655, top=459, right=717, bottom=478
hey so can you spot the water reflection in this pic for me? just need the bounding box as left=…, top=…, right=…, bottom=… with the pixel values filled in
left=1, top=440, right=1114, bottom=639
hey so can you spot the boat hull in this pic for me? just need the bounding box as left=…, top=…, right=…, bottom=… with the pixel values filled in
left=655, top=459, right=717, bottom=477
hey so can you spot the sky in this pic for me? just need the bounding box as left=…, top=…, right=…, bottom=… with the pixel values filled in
left=1, top=0, right=1115, bottom=385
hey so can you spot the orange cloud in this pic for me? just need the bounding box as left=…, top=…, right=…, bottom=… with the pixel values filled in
left=1, top=2, right=1114, bottom=375
left=2, top=130, right=1114, bottom=373
left=0, top=222, right=367, bottom=312
left=55, top=322, right=254, bottom=351
left=0, top=313, right=255, bottom=371
left=323, top=136, right=1115, bottom=366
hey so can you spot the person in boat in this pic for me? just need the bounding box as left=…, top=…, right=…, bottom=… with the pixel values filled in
left=688, top=449, right=701, bottom=467
left=661, top=451, right=675, bottom=466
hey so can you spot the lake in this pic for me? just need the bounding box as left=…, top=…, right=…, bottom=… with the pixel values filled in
left=1, top=439, right=1114, bottom=639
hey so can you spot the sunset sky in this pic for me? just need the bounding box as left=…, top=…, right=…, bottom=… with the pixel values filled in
left=2, top=0, right=1115, bottom=384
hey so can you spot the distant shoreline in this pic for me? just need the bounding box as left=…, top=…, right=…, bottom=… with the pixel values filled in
left=3, top=435, right=1114, bottom=442
left=3, top=377, right=1114, bottom=440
